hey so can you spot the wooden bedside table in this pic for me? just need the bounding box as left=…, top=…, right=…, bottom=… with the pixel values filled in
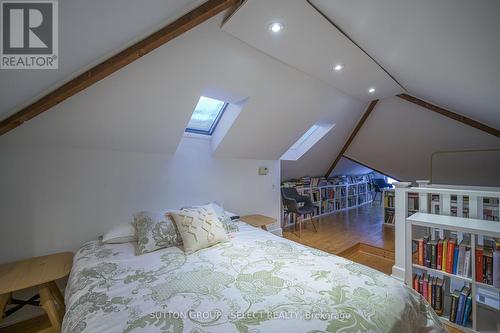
left=240, top=214, right=276, bottom=231
left=0, top=252, right=73, bottom=333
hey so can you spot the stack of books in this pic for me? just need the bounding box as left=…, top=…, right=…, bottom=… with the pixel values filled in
left=449, top=286, right=472, bottom=327
left=415, top=237, right=472, bottom=278
left=412, top=273, right=444, bottom=315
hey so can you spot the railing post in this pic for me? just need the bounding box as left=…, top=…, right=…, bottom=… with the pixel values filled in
left=392, top=181, right=412, bottom=282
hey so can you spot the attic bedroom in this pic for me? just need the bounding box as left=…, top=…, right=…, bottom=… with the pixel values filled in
left=0, top=0, right=499, bottom=332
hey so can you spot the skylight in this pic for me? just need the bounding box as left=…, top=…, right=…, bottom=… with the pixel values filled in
left=289, top=125, right=320, bottom=150
left=281, top=123, right=335, bottom=161
left=186, top=96, right=228, bottom=135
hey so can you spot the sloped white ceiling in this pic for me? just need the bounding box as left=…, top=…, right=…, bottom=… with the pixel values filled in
left=222, top=0, right=403, bottom=102
left=1, top=13, right=364, bottom=161
left=330, top=157, right=374, bottom=178
left=310, top=0, right=500, bottom=129
left=346, top=97, right=500, bottom=185
left=0, top=0, right=201, bottom=120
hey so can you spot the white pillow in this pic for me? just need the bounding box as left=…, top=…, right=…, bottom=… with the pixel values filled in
left=102, top=223, right=137, bottom=244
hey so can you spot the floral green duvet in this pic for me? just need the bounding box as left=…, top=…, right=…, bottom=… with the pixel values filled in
left=63, top=222, right=443, bottom=333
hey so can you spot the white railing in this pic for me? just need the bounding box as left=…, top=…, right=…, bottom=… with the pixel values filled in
left=393, top=181, right=500, bottom=332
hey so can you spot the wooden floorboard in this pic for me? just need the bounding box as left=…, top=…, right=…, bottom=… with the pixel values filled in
left=0, top=314, right=51, bottom=333
left=283, top=203, right=394, bottom=255
left=343, top=247, right=394, bottom=275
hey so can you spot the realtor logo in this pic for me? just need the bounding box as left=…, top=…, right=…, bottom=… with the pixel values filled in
left=1, top=0, right=58, bottom=69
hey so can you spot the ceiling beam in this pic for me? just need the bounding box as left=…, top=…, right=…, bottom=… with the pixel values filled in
left=397, top=93, right=500, bottom=138
left=0, top=0, right=240, bottom=136
left=325, top=99, right=379, bottom=177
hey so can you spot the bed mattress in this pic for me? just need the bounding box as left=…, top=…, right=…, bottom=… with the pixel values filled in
left=63, top=222, right=443, bottom=333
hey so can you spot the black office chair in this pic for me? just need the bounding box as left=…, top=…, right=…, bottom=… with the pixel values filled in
left=372, top=178, right=392, bottom=204
left=281, top=187, right=318, bottom=237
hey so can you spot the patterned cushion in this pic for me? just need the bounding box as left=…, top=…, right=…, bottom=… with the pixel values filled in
left=170, top=206, right=228, bottom=254
left=182, top=202, right=240, bottom=233
left=133, top=211, right=183, bottom=255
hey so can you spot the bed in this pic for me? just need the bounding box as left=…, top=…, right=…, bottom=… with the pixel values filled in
left=63, top=221, right=443, bottom=333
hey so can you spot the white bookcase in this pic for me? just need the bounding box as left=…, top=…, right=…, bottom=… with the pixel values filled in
left=383, top=188, right=395, bottom=227
left=394, top=182, right=500, bottom=333
left=281, top=181, right=373, bottom=228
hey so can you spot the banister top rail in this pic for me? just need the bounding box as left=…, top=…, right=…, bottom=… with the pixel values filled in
left=403, top=186, right=500, bottom=198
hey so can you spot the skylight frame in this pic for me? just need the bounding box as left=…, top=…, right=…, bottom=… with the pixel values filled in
left=185, top=97, right=229, bottom=136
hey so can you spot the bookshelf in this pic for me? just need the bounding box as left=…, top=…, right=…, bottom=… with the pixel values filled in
left=383, top=189, right=419, bottom=228
left=383, top=189, right=395, bottom=227
left=399, top=184, right=500, bottom=333
left=281, top=174, right=374, bottom=228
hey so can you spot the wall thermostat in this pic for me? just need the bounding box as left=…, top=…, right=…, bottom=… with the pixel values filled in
left=258, top=167, right=269, bottom=175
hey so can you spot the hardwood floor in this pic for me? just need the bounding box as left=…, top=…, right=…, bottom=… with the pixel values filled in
left=339, top=243, right=395, bottom=275
left=0, top=314, right=51, bottom=333
left=283, top=203, right=394, bottom=255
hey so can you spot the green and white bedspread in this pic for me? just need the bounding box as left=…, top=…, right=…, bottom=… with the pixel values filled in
left=63, top=222, right=443, bottom=333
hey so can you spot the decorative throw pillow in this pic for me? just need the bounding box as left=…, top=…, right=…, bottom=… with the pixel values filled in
left=102, top=223, right=137, bottom=244
left=182, top=202, right=240, bottom=233
left=133, top=211, right=183, bottom=255
left=209, top=203, right=240, bottom=233
left=170, top=206, right=228, bottom=254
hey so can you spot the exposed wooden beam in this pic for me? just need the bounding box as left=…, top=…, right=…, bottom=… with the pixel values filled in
left=0, top=0, right=241, bottom=136
left=325, top=99, right=379, bottom=177
left=397, top=93, right=500, bottom=138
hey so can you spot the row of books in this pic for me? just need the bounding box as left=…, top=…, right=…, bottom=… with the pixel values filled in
left=416, top=237, right=500, bottom=287
left=476, top=240, right=500, bottom=287
left=384, top=192, right=395, bottom=208
left=483, top=207, right=499, bottom=221
left=281, top=173, right=376, bottom=188
left=408, top=194, right=419, bottom=211
left=449, top=286, right=472, bottom=327
left=415, top=237, right=472, bottom=278
left=384, top=211, right=395, bottom=225
left=413, top=273, right=444, bottom=315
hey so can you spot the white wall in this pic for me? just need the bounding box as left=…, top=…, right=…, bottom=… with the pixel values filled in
left=346, top=97, right=500, bottom=185
left=330, top=157, right=373, bottom=177
left=0, top=12, right=364, bottom=264
left=0, top=136, right=280, bottom=264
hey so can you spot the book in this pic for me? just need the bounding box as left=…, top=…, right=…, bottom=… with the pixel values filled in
left=461, top=295, right=472, bottom=326
left=422, top=274, right=429, bottom=300
left=418, top=238, right=425, bottom=266
left=476, top=245, right=484, bottom=282
left=413, top=274, right=420, bottom=292
left=457, top=241, right=467, bottom=276
left=449, top=289, right=461, bottom=323
left=452, top=246, right=459, bottom=274
left=455, top=286, right=470, bottom=324
left=431, top=277, right=436, bottom=308
left=484, top=247, right=493, bottom=285
left=425, top=238, right=432, bottom=268
left=446, top=238, right=456, bottom=274
left=430, top=240, right=437, bottom=269
left=442, top=238, right=448, bottom=272
left=434, top=278, right=444, bottom=316
left=427, top=276, right=432, bottom=303
left=437, top=239, right=443, bottom=270
left=494, top=239, right=500, bottom=288
left=463, top=249, right=471, bottom=278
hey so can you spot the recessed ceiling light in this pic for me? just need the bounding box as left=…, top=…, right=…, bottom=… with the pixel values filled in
left=269, top=22, right=283, bottom=33
left=334, top=64, right=344, bottom=72
left=368, top=87, right=376, bottom=94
